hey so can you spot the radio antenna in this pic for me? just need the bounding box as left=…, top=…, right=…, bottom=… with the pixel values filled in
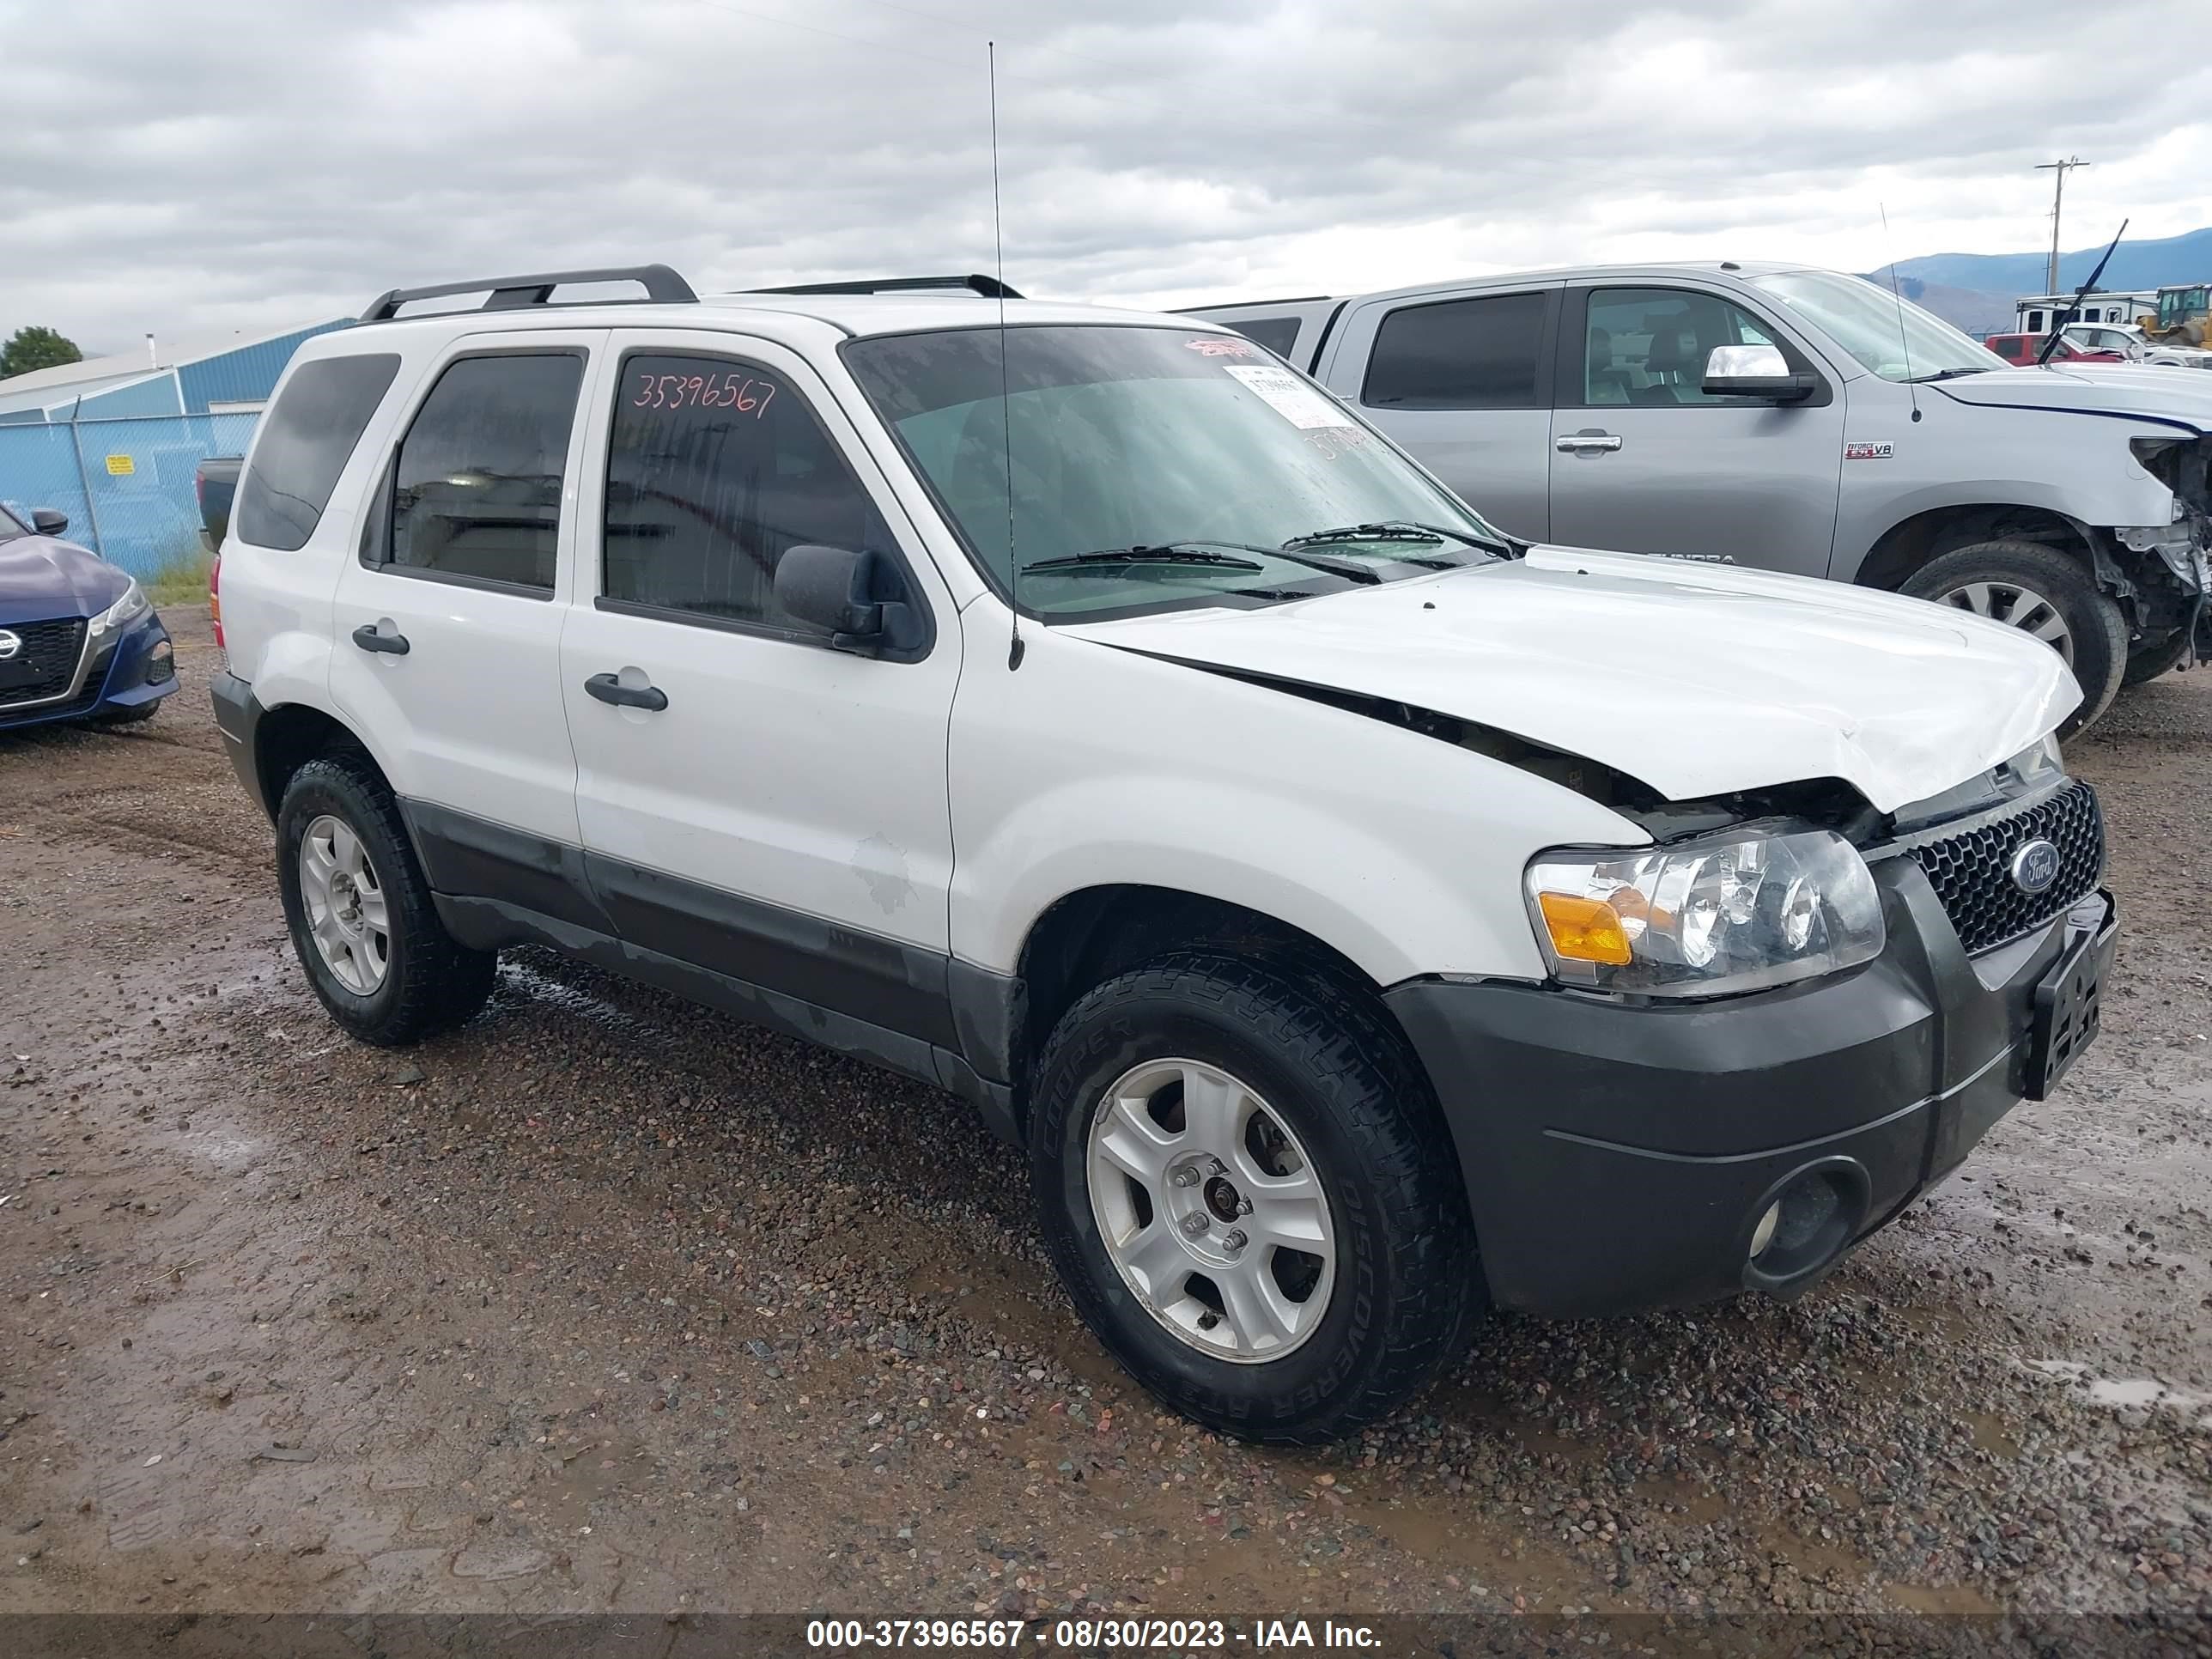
left=990, top=41, right=1023, bottom=671
left=1880, top=203, right=1921, bottom=424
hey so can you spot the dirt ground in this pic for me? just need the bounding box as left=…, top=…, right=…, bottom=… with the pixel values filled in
left=2, top=612, right=2208, bottom=1632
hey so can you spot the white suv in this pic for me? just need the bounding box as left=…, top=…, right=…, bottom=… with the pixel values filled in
left=211, top=264, right=2118, bottom=1443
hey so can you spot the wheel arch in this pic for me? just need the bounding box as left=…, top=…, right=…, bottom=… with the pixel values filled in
left=253, top=702, right=398, bottom=822
left=984, top=884, right=1448, bottom=1146
left=1851, top=503, right=2101, bottom=594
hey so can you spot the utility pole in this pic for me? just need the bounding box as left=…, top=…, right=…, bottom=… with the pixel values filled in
left=2036, top=156, right=2089, bottom=294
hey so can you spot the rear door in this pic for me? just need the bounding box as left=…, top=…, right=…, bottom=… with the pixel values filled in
left=1316, top=284, right=1560, bottom=541
left=327, top=333, right=598, bottom=880
left=1546, top=284, right=1844, bottom=578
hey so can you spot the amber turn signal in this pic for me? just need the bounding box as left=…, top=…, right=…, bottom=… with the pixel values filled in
left=1535, top=891, right=1633, bottom=966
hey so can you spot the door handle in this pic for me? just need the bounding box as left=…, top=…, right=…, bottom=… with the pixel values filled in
left=1555, top=432, right=1624, bottom=453
left=351, top=623, right=410, bottom=655
left=585, top=672, right=668, bottom=712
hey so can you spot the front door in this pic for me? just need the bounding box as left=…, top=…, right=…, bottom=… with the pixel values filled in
left=557, top=330, right=963, bottom=1045
left=1547, top=286, right=1846, bottom=578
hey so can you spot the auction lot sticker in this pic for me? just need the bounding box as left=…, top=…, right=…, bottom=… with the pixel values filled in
left=1222, top=364, right=1355, bottom=430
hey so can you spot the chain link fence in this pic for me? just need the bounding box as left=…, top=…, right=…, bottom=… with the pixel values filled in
left=0, top=410, right=258, bottom=580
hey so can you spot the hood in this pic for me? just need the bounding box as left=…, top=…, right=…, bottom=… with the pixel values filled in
left=0, top=535, right=128, bottom=626
left=1933, top=364, right=2212, bottom=431
left=1059, top=546, right=2077, bottom=815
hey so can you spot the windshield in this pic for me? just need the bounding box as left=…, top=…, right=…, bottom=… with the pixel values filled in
left=1750, top=270, right=2008, bottom=383
left=0, top=502, right=27, bottom=540
left=842, top=325, right=1502, bottom=619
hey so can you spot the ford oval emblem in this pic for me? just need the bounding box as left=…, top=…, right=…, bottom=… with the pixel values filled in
left=2009, top=838, right=2061, bottom=895
left=0, top=629, right=20, bottom=662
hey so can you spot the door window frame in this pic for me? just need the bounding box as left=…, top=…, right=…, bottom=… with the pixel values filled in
left=586, top=340, right=939, bottom=663
left=1555, top=286, right=1834, bottom=410
left=357, top=343, right=596, bottom=603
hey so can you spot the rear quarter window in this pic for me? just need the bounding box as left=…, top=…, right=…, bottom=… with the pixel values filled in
left=235, top=353, right=401, bottom=550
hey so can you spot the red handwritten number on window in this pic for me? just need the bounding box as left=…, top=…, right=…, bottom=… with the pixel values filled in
left=630, top=369, right=778, bottom=417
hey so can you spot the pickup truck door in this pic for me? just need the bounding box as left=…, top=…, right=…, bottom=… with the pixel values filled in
left=1546, top=284, right=1844, bottom=578
left=556, top=329, right=963, bottom=1052
left=1314, top=283, right=1561, bottom=542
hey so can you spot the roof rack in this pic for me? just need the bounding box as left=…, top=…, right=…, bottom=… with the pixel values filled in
left=359, top=264, right=698, bottom=323
left=747, top=274, right=1023, bottom=301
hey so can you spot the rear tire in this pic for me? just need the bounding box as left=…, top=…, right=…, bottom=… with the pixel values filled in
left=2120, top=625, right=2195, bottom=688
left=276, top=752, right=496, bottom=1047
left=1028, top=951, right=1478, bottom=1444
left=1900, top=540, right=2127, bottom=738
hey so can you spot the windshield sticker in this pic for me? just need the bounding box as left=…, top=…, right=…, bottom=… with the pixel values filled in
left=1844, top=440, right=1894, bottom=460
left=1301, top=425, right=1374, bottom=461
left=1184, top=337, right=1259, bottom=357
left=1223, top=364, right=1355, bottom=431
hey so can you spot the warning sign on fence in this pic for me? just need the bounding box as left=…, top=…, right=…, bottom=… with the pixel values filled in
left=103, top=453, right=135, bottom=476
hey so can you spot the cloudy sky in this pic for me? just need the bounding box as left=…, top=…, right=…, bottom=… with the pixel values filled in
left=4, top=0, right=2209, bottom=356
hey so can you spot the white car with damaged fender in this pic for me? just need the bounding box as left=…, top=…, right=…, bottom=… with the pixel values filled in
left=209, top=265, right=2118, bottom=1443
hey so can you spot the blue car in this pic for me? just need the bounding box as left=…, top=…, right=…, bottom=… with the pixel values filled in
left=0, top=502, right=176, bottom=731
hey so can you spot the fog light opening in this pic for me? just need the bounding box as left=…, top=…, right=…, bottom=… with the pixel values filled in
left=145, top=641, right=175, bottom=685
left=1745, top=1159, right=1870, bottom=1286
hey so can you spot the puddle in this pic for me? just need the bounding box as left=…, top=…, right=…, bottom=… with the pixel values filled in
left=2021, top=1358, right=2212, bottom=1418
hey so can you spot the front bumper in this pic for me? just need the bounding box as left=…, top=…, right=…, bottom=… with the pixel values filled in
left=0, top=610, right=175, bottom=731
left=1385, top=858, right=2118, bottom=1318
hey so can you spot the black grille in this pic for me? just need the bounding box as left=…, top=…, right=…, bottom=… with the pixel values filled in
left=0, top=617, right=88, bottom=710
left=1902, top=781, right=2104, bottom=954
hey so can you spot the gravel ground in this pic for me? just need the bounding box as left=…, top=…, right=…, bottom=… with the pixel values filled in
left=0, top=613, right=2207, bottom=1637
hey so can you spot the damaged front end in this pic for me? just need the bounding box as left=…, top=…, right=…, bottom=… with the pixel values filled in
left=2120, top=435, right=2212, bottom=665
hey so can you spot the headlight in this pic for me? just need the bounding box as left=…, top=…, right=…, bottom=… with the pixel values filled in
left=1525, top=820, right=1885, bottom=998
left=86, top=578, right=149, bottom=641
left=2002, top=732, right=2064, bottom=787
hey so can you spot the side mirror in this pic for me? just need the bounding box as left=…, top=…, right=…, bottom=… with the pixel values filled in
left=30, top=507, right=68, bottom=537
left=1701, top=344, right=1817, bottom=403
left=774, top=544, right=927, bottom=658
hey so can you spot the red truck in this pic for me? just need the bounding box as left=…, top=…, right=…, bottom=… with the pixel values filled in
left=1982, top=332, right=2127, bottom=367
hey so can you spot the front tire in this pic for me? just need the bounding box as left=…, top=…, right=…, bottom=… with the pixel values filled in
left=1899, top=540, right=2127, bottom=737
left=1029, top=951, right=1478, bottom=1444
left=2120, top=624, right=2195, bottom=689
left=276, top=752, right=495, bottom=1047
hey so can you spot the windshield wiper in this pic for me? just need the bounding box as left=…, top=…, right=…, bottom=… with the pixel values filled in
left=1284, top=520, right=1510, bottom=556
left=1024, top=542, right=1383, bottom=586
left=1905, top=367, right=1987, bottom=384
left=1022, top=546, right=1267, bottom=575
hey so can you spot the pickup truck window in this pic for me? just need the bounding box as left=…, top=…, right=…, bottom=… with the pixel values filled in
left=386, top=353, right=582, bottom=592
left=601, top=352, right=890, bottom=635
left=843, top=324, right=1492, bottom=620
left=1581, top=289, right=1778, bottom=406
left=1224, top=316, right=1303, bottom=356
left=1750, top=270, right=2002, bottom=384
left=1362, top=292, right=1547, bottom=410
left=234, top=353, right=400, bottom=551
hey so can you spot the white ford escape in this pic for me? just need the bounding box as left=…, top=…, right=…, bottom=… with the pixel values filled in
left=211, top=265, right=2118, bottom=1443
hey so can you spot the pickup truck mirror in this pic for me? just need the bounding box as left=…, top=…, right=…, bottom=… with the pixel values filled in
left=30, top=507, right=68, bottom=537
left=1701, top=344, right=1817, bottom=404
left=774, top=544, right=927, bottom=658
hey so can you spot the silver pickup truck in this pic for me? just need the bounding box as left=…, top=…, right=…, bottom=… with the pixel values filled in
left=1187, top=264, right=2212, bottom=733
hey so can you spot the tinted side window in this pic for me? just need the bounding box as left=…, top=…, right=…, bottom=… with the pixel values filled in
left=386, top=354, right=582, bottom=590
left=1363, top=293, right=1546, bottom=410
left=602, top=354, right=889, bottom=635
left=1225, top=316, right=1302, bottom=356
left=235, top=353, right=399, bottom=550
